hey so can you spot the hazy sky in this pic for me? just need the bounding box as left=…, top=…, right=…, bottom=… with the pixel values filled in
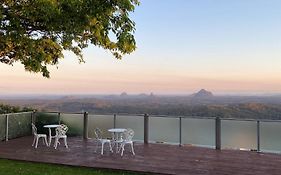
left=1, top=0, right=281, bottom=95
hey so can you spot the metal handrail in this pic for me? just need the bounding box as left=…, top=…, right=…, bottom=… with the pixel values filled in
left=36, top=111, right=281, bottom=123
left=3, top=111, right=281, bottom=153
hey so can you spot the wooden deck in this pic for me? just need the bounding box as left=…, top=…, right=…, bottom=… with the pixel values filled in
left=0, top=136, right=281, bottom=175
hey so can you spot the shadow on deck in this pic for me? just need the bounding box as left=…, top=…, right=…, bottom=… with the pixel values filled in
left=0, top=136, right=280, bottom=175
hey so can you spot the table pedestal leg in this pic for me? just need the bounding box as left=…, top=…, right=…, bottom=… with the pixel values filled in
left=48, top=128, right=52, bottom=146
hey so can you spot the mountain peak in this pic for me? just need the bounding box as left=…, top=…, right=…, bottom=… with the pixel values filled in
left=120, top=92, right=128, bottom=97
left=192, top=89, right=214, bottom=98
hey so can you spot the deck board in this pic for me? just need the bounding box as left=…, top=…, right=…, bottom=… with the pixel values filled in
left=0, top=136, right=280, bottom=175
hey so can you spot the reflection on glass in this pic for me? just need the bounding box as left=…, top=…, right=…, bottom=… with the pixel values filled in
left=149, top=117, right=179, bottom=144
left=182, top=118, right=215, bottom=147
left=88, top=115, right=114, bottom=138
left=60, top=113, right=83, bottom=136
left=260, top=122, right=281, bottom=153
left=116, top=115, right=144, bottom=141
left=221, top=120, right=256, bottom=150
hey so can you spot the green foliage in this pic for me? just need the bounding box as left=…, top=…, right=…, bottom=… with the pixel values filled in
left=0, top=0, right=139, bottom=77
left=0, top=159, right=142, bottom=175
left=35, top=112, right=59, bottom=134
left=0, top=104, right=33, bottom=114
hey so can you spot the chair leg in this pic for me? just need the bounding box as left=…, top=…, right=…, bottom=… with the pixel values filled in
left=118, top=143, right=122, bottom=153
left=44, top=137, right=48, bottom=146
left=94, top=141, right=99, bottom=153
left=54, top=138, right=58, bottom=149
left=130, top=142, right=135, bottom=155
left=64, top=137, right=68, bottom=148
left=35, top=137, right=39, bottom=148
left=32, top=136, right=36, bottom=146
left=121, top=144, right=125, bottom=156
left=53, top=138, right=56, bottom=147
left=116, top=142, right=119, bottom=153
left=101, top=142, right=104, bottom=155
left=49, top=138, right=52, bottom=147
left=109, top=142, right=113, bottom=152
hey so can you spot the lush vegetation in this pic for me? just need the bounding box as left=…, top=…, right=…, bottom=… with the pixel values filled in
left=36, top=95, right=281, bottom=120
left=0, top=104, right=33, bottom=114
left=2, top=94, right=281, bottom=120
left=0, top=0, right=139, bottom=77
left=0, top=159, right=141, bottom=175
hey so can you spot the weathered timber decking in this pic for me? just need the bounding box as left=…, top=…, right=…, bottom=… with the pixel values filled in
left=0, top=136, right=281, bottom=175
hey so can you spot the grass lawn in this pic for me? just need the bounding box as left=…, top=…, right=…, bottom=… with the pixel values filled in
left=0, top=159, right=143, bottom=175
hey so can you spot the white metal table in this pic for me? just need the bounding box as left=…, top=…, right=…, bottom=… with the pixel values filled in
left=43, top=124, right=60, bottom=146
left=108, top=128, right=127, bottom=153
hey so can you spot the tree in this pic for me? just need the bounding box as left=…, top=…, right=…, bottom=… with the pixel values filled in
left=0, top=0, right=139, bottom=77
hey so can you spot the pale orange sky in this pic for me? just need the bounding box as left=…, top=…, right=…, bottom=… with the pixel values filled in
left=1, top=47, right=281, bottom=95
left=1, top=1, right=281, bottom=95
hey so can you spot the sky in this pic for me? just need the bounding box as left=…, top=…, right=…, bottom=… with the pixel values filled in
left=1, top=0, right=281, bottom=95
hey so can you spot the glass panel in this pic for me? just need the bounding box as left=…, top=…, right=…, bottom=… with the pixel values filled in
left=60, top=113, right=83, bottom=136
left=182, top=118, right=215, bottom=147
left=116, top=115, right=144, bottom=141
left=221, top=120, right=256, bottom=150
left=8, top=112, right=32, bottom=139
left=88, top=114, right=114, bottom=138
left=260, top=121, right=281, bottom=153
left=149, top=117, right=179, bottom=144
left=0, top=114, right=6, bottom=141
left=35, top=112, right=60, bottom=134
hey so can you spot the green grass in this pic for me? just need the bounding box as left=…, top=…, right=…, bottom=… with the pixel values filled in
left=0, top=159, right=143, bottom=175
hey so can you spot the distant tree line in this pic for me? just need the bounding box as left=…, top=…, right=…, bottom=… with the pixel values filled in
left=0, top=104, right=33, bottom=114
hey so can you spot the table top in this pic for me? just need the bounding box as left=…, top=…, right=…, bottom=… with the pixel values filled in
left=108, top=128, right=127, bottom=133
left=43, top=124, right=60, bottom=128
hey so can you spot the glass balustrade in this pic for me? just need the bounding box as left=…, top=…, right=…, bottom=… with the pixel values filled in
left=221, top=120, right=256, bottom=150
left=0, top=114, right=6, bottom=141
left=60, top=113, right=83, bottom=136
left=182, top=117, right=215, bottom=148
left=149, top=117, right=179, bottom=144
left=88, top=114, right=114, bottom=138
left=260, top=121, right=281, bottom=153
left=8, top=112, right=32, bottom=139
left=4, top=111, right=281, bottom=154
left=35, top=112, right=60, bottom=134
left=115, top=115, right=144, bottom=141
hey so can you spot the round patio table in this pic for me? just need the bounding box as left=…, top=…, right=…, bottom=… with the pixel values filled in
left=108, top=128, right=127, bottom=152
left=43, top=124, right=60, bottom=146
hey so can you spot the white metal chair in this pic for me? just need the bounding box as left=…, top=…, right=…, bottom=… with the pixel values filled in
left=31, top=123, right=48, bottom=148
left=119, top=128, right=135, bottom=156
left=94, top=128, right=113, bottom=155
left=54, top=124, right=68, bottom=149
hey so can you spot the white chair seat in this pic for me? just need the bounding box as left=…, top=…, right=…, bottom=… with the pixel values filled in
left=95, top=128, right=113, bottom=155
left=31, top=123, right=48, bottom=148
left=119, top=129, right=135, bottom=156
left=99, top=138, right=111, bottom=143
left=54, top=124, right=69, bottom=149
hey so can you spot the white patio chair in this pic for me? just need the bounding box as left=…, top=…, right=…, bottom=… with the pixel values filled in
left=94, top=128, right=113, bottom=155
left=31, top=123, right=48, bottom=148
left=54, top=124, right=68, bottom=149
left=119, top=128, right=135, bottom=156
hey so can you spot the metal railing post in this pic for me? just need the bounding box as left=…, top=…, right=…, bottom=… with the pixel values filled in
left=114, top=114, right=116, bottom=128
left=83, top=112, right=89, bottom=140
left=58, top=112, right=61, bottom=124
left=179, top=117, right=182, bottom=146
left=144, top=114, right=149, bottom=144
left=5, top=114, right=9, bottom=141
left=31, top=111, right=35, bottom=124
left=215, top=117, right=221, bottom=150
left=257, top=120, right=260, bottom=152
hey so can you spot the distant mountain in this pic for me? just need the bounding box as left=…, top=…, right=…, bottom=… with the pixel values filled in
left=120, top=92, right=128, bottom=97
left=192, top=89, right=214, bottom=98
